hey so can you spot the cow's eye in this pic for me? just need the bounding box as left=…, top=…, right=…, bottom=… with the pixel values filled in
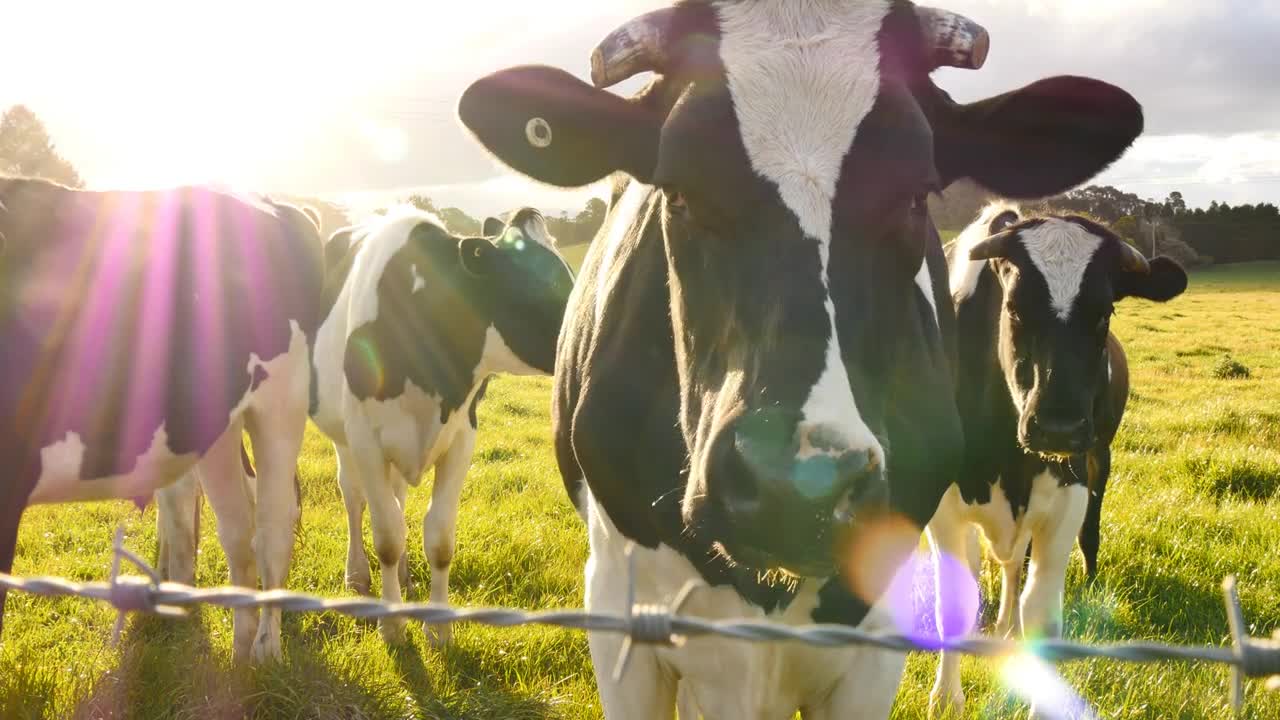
left=909, top=194, right=929, bottom=215
left=1006, top=308, right=1021, bottom=327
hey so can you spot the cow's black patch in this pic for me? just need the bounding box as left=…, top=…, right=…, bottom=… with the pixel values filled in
left=0, top=178, right=323, bottom=482
left=0, top=178, right=324, bottom=632
left=341, top=213, right=570, bottom=427
left=469, top=377, right=490, bottom=429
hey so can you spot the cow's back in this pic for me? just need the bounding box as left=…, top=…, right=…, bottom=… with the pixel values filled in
left=0, top=180, right=324, bottom=486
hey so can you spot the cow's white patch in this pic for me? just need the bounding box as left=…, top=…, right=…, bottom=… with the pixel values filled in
left=950, top=201, right=1021, bottom=303
left=348, top=207, right=445, bottom=328
left=410, top=264, right=425, bottom=294
left=719, top=0, right=889, bottom=466
left=30, top=425, right=195, bottom=505
left=483, top=325, right=541, bottom=377
left=916, top=257, right=939, bottom=328
left=584, top=490, right=904, bottom=717
left=595, top=181, right=651, bottom=324
left=1020, top=220, right=1104, bottom=321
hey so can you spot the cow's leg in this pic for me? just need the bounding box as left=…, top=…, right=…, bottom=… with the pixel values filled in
left=243, top=399, right=307, bottom=663
left=0, top=473, right=31, bottom=639
left=926, top=494, right=977, bottom=719
left=156, top=469, right=201, bottom=586
left=199, top=422, right=260, bottom=662
left=335, top=443, right=372, bottom=595
left=1078, top=449, right=1110, bottom=582
left=1021, top=484, right=1087, bottom=642
left=349, top=438, right=408, bottom=644
left=994, top=535, right=1029, bottom=639
left=802, top=646, right=908, bottom=720
left=421, top=423, right=476, bottom=648
left=395, top=479, right=412, bottom=597
left=675, top=684, right=699, bottom=720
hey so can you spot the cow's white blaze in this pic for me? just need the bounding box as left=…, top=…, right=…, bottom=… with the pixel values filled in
left=718, top=0, right=889, bottom=463
left=1020, top=220, right=1103, bottom=322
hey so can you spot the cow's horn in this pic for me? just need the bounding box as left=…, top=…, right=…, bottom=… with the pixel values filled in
left=916, top=7, right=990, bottom=70
left=968, top=229, right=1017, bottom=261
left=591, top=8, right=681, bottom=88
left=1119, top=242, right=1151, bottom=274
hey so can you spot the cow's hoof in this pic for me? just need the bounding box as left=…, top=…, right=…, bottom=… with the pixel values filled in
left=250, top=633, right=283, bottom=665
left=928, top=686, right=965, bottom=719
left=345, top=573, right=373, bottom=597
left=379, top=617, right=408, bottom=645
left=425, top=622, right=453, bottom=649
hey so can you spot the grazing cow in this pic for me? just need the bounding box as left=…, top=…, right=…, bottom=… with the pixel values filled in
left=927, top=204, right=1187, bottom=716
left=308, top=206, right=573, bottom=645
left=457, top=1, right=1145, bottom=716
left=0, top=176, right=324, bottom=662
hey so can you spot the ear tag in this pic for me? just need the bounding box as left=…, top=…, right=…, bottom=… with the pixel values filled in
left=525, top=117, right=553, bottom=148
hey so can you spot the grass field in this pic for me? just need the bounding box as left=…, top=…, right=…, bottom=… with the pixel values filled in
left=2, top=262, right=1279, bottom=719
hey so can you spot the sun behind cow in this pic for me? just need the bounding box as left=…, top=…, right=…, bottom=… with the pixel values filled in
left=927, top=204, right=1188, bottom=717
left=0, top=176, right=325, bottom=663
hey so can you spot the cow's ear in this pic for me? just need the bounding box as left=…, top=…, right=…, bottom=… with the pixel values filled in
left=1117, top=255, right=1188, bottom=302
left=459, top=237, right=497, bottom=276
left=934, top=76, right=1143, bottom=199
left=458, top=65, right=661, bottom=187
left=482, top=216, right=505, bottom=237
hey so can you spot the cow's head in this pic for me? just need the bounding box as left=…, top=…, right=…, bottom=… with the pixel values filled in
left=967, top=212, right=1186, bottom=456
left=471, top=208, right=575, bottom=374
left=459, top=1, right=1143, bottom=577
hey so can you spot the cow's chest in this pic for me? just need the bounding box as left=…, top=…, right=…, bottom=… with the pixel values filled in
left=948, top=469, right=1064, bottom=564
left=584, top=493, right=900, bottom=718
left=354, top=380, right=478, bottom=485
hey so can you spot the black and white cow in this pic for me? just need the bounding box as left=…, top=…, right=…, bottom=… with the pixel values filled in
left=927, top=204, right=1187, bottom=716
left=308, top=206, right=573, bottom=645
left=458, top=1, right=1145, bottom=716
left=0, top=176, right=325, bottom=662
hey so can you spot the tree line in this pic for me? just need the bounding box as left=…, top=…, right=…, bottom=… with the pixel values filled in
left=931, top=181, right=1280, bottom=267
left=4, top=104, right=1274, bottom=266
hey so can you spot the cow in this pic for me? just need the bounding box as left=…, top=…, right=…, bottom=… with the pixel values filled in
left=0, top=176, right=325, bottom=663
left=307, top=206, right=574, bottom=645
left=456, top=1, right=1146, bottom=716
left=927, top=204, right=1187, bottom=716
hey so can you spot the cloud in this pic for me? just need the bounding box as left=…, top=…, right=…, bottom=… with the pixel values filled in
left=936, top=0, right=1280, bottom=136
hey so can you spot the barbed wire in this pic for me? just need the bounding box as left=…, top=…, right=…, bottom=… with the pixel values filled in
left=1, top=531, right=1277, bottom=716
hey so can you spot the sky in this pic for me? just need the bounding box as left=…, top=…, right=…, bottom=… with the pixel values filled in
left=3, top=0, right=1277, bottom=218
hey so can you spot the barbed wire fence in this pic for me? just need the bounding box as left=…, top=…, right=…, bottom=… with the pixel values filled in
left=2, top=528, right=1278, bottom=716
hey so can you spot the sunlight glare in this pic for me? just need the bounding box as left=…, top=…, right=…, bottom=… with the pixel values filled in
left=1000, top=652, right=1096, bottom=720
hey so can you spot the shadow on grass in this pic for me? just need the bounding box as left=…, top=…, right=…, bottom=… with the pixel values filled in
left=62, top=610, right=410, bottom=720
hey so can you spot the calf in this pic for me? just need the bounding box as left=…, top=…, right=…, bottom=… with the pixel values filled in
left=927, top=204, right=1188, bottom=716
left=309, top=207, right=572, bottom=645
left=459, top=2, right=1146, bottom=716
left=0, top=176, right=324, bottom=662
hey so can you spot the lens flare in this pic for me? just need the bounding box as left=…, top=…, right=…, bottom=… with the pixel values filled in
left=1000, top=652, right=1096, bottom=720
left=349, top=334, right=386, bottom=396
left=839, top=518, right=980, bottom=646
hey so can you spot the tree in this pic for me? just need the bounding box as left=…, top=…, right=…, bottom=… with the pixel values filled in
left=0, top=105, right=84, bottom=187
left=1166, top=191, right=1187, bottom=216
